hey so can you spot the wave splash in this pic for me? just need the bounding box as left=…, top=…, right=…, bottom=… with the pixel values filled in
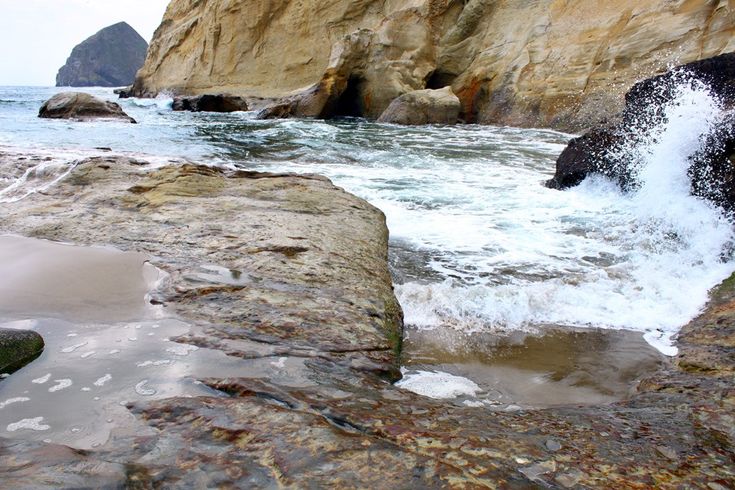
left=396, top=79, right=735, bottom=356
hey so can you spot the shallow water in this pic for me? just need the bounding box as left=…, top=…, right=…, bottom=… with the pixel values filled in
left=0, top=84, right=733, bottom=410
left=0, top=237, right=315, bottom=449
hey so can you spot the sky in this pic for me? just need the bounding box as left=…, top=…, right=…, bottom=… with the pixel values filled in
left=0, top=0, right=171, bottom=86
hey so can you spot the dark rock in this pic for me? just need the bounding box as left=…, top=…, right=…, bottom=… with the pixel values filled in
left=171, top=94, right=249, bottom=112
left=113, top=86, right=133, bottom=98
left=548, top=53, right=735, bottom=212
left=546, top=127, right=622, bottom=190
left=39, top=92, right=136, bottom=123
left=0, top=328, right=44, bottom=374
left=377, top=87, right=461, bottom=125
left=56, top=22, right=148, bottom=88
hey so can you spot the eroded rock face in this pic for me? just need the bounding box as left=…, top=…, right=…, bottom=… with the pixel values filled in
left=131, top=0, right=734, bottom=130
left=377, top=87, right=460, bottom=125
left=0, top=151, right=733, bottom=487
left=38, top=92, right=137, bottom=123
left=56, top=22, right=148, bottom=88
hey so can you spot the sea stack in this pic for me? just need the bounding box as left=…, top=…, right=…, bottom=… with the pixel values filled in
left=56, top=22, right=148, bottom=88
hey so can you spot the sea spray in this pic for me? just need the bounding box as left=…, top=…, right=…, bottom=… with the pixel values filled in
left=396, top=80, right=735, bottom=355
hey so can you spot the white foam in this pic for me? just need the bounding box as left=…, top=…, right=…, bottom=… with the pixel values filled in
left=392, top=82, right=735, bottom=356
left=61, top=341, right=88, bottom=353
left=166, top=344, right=199, bottom=356
left=31, top=373, right=51, bottom=384
left=396, top=369, right=481, bottom=399
left=135, top=380, right=156, bottom=396
left=7, top=417, right=50, bottom=432
left=0, top=397, right=30, bottom=410
left=136, top=360, right=172, bottom=367
left=48, top=379, right=73, bottom=393
left=93, top=374, right=112, bottom=387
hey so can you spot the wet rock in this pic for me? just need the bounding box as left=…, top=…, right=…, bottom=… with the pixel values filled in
left=38, top=92, right=136, bottom=123
left=0, top=328, right=44, bottom=374
left=56, top=22, right=148, bottom=88
left=548, top=54, right=735, bottom=212
left=171, top=94, right=249, bottom=112
left=544, top=438, right=562, bottom=452
left=556, top=469, right=585, bottom=488
left=0, top=151, right=734, bottom=487
left=377, top=87, right=460, bottom=125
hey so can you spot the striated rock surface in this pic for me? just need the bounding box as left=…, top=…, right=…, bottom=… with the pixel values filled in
left=131, top=0, right=734, bottom=130
left=56, top=22, right=148, bottom=88
left=0, top=151, right=733, bottom=487
left=39, top=92, right=137, bottom=123
left=377, top=86, right=460, bottom=125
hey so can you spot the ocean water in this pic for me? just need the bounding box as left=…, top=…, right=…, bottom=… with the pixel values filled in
left=2, top=85, right=732, bottom=355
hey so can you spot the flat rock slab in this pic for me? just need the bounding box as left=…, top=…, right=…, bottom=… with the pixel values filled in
left=0, top=152, right=733, bottom=487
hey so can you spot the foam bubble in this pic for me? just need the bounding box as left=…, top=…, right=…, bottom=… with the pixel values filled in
left=7, top=417, right=50, bottom=432
left=396, top=369, right=481, bottom=399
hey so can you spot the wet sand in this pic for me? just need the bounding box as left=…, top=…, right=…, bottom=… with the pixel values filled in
left=403, top=326, right=667, bottom=408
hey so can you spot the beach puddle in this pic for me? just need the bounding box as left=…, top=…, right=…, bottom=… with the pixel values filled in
left=0, top=236, right=312, bottom=449
left=399, top=327, right=666, bottom=409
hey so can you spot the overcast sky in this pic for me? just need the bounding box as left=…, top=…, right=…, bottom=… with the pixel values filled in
left=0, top=0, right=170, bottom=86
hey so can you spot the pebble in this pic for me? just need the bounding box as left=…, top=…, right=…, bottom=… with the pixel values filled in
left=656, top=445, right=678, bottom=460
left=545, top=439, right=562, bottom=452
left=556, top=469, right=585, bottom=488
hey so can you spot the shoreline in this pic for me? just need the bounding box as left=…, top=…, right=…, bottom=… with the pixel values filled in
left=0, top=148, right=732, bottom=486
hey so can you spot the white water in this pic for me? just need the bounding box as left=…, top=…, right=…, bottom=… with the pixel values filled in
left=0, top=84, right=733, bottom=357
left=394, top=83, right=733, bottom=356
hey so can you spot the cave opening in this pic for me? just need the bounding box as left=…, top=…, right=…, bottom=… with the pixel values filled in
left=425, top=70, right=457, bottom=90
left=331, top=75, right=366, bottom=118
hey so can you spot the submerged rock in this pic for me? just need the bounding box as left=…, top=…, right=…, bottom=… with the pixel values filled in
left=56, top=22, right=148, bottom=88
left=377, top=87, right=460, bottom=125
left=172, top=94, right=249, bottom=112
left=548, top=53, right=735, bottom=212
left=0, top=328, right=44, bottom=374
left=38, top=92, right=136, bottom=123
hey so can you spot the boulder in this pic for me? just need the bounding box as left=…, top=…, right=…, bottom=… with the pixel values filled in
left=377, top=87, right=460, bottom=125
left=0, top=328, right=44, bottom=374
left=547, top=53, right=735, bottom=212
left=38, top=92, right=137, bottom=123
left=171, top=94, right=249, bottom=112
left=56, top=22, right=148, bottom=88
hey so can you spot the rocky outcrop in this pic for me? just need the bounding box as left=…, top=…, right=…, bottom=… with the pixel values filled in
left=0, top=329, right=44, bottom=374
left=172, top=94, right=249, bottom=112
left=56, top=22, right=148, bottom=88
left=39, top=92, right=136, bottom=123
left=130, top=0, right=735, bottom=131
left=548, top=53, right=735, bottom=212
left=0, top=150, right=733, bottom=487
left=377, top=87, right=460, bottom=125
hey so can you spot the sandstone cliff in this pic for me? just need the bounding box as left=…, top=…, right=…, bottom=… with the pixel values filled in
left=57, top=22, right=148, bottom=88
left=133, top=0, right=734, bottom=130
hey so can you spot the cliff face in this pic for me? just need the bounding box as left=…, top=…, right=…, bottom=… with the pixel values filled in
left=56, top=22, right=148, bottom=88
left=133, top=0, right=735, bottom=130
